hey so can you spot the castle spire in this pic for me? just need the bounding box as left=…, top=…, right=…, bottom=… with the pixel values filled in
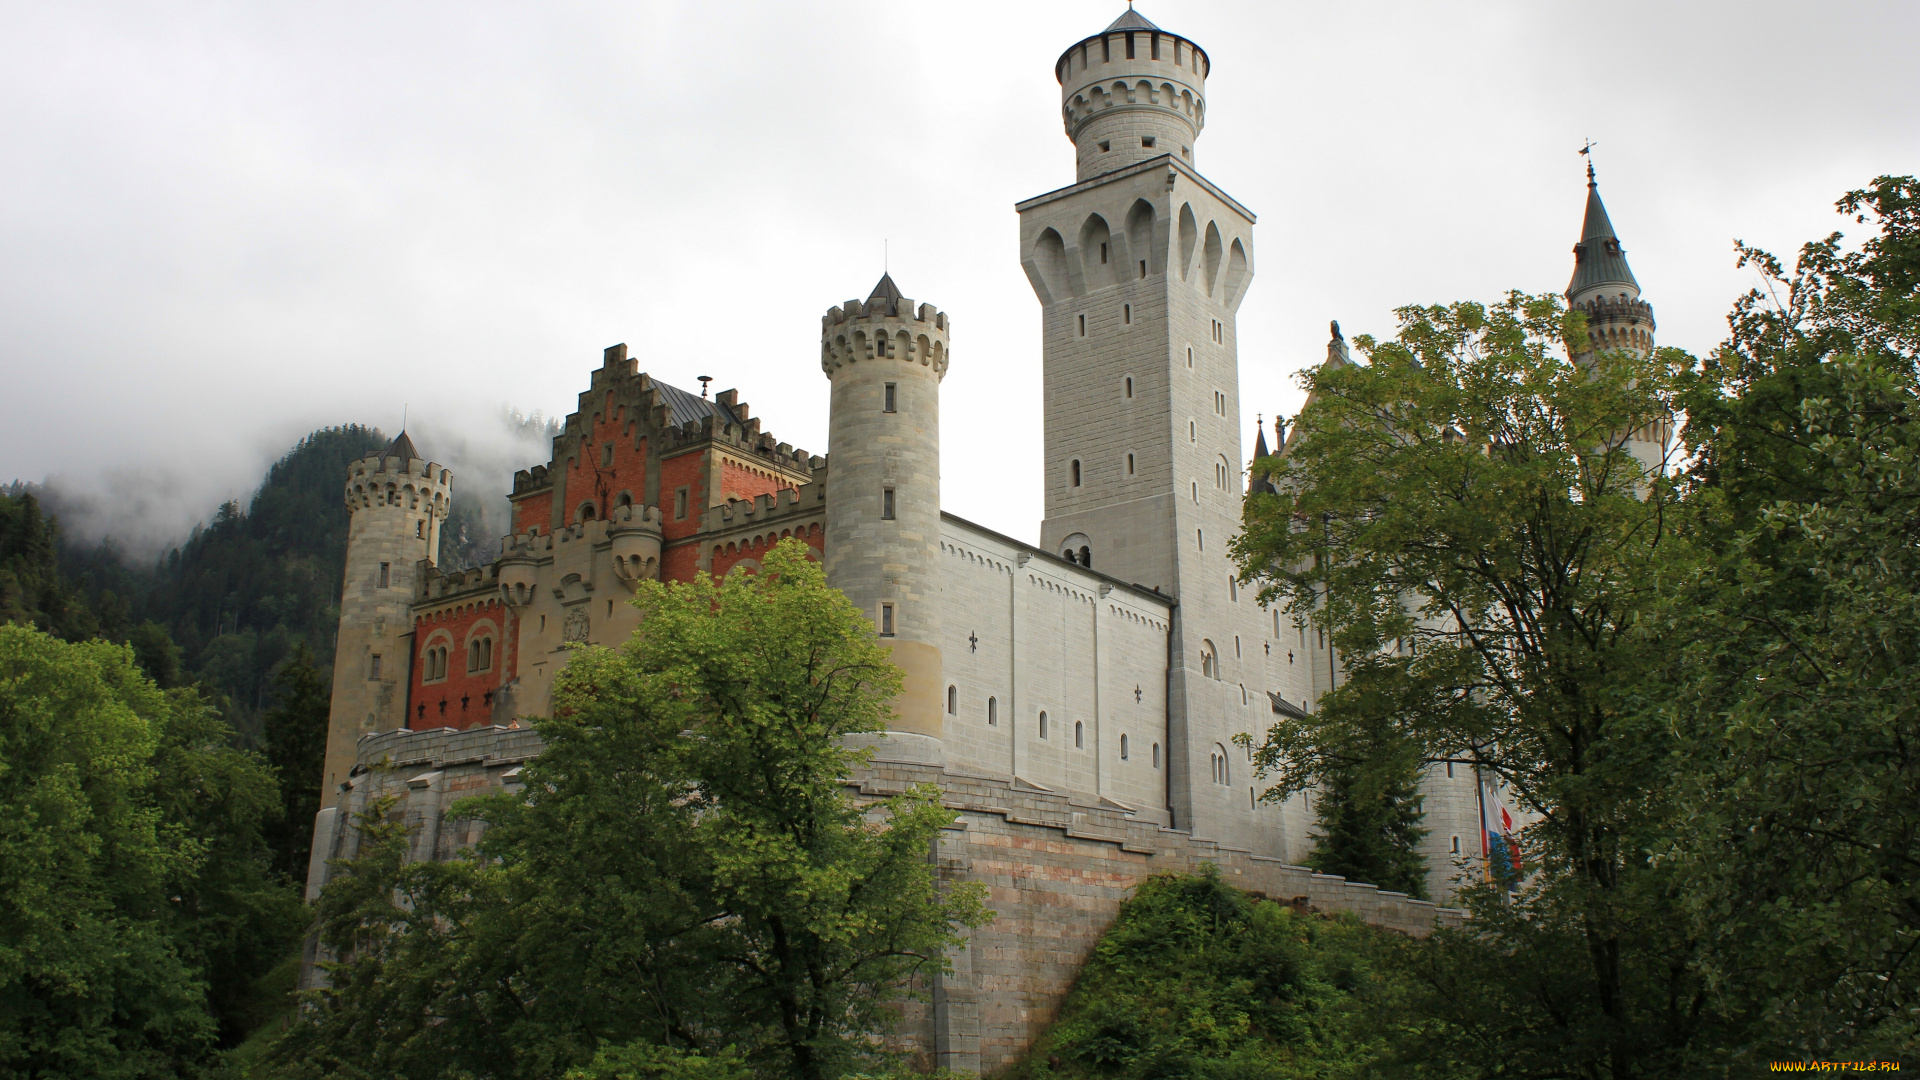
left=1566, top=168, right=1640, bottom=305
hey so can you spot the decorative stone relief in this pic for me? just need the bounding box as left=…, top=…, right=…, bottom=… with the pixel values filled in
left=562, top=607, right=590, bottom=643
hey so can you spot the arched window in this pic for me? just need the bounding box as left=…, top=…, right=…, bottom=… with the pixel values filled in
left=1074, top=720, right=1084, bottom=748
left=987, top=696, right=997, bottom=726
left=1126, top=453, right=1135, bottom=475
left=947, top=684, right=957, bottom=715
left=578, top=502, right=597, bottom=522
left=1200, top=640, right=1217, bottom=680
left=1120, top=733, right=1130, bottom=759
left=1152, top=742, right=1161, bottom=768
left=1070, top=459, right=1082, bottom=487
left=1038, top=711, right=1049, bottom=739
left=1124, top=376, right=1133, bottom=398
left=469, top=641, right=480, bottom=671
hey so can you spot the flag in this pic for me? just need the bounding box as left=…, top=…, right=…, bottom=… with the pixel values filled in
left=1481, top=779, right=1522, bottom=887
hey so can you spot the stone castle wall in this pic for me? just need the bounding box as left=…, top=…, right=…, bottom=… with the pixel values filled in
left=305, top=726, right=1462, bottom=1075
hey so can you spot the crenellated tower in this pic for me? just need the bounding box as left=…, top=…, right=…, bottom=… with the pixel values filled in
left=821, top=275, right=951, bottom=762
left=1020, top=8, right=1280, bottom=854
left=1566, top=163, right=1669, bottom=470
left=1057, top=8, right=1208, bottom=182
left=319, top=432, right=450, bottom=808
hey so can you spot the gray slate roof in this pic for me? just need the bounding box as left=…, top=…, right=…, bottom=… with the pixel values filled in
left=652, top=380, right=739, bottom=429
left=381, top=431, right=419, bottom=463
left=1566, top=181, right=1640, bottom=300
left=1106, top=8, right=1159, bottom=31
left=868, top=273, right=905, bottom=316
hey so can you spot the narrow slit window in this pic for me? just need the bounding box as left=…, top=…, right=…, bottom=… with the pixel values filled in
left=1100, top=242, right=1108, bottom=264
left=379, top=562, right=390, bottom=588
left=1153, top=742, right=1161, bottom=768
left=1124, top=376, right=1133, bottom=398
left=1187, top=346, right=1194, bottom=368
left=1123, top=303, right=1131, bottom=324
left=1039, top=711, right=1049, bottom=739
left=1139, top=259, right=1147, bottom=278
left=880, top=603, right=895, bottom=636
left=417, top=520, right=424, bottom=538
left=1126, top=453, right=1135, bottom=475
left=1074, top=720, right=1084, bottom=748
left=947, top=685, right=957, bottom=715
left=881, top=487, right=896, bottom=520
left=1070, top=459, right=1081, bottom=487
left=370, top=654, right=382, bottom=679
left=1450, top=835, right=1462, bottom=854
left=1446, top=761, right=1455, bottom=778
left=602, top=442, right=614, bottom=468
left=988, top=696, right=997, bottom=725
left=883, top=382, right=897, bottom=413
left=1078, top=314, right=1087, bottom=337
left=675, top=487, right=689, bottom=520
left=1120, top=733, right=1130, bottom=759
left=1198, top=529, right=1204, bottom=551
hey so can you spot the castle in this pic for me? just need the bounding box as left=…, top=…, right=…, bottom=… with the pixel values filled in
left=305, top=9, right=1658, bottom=1071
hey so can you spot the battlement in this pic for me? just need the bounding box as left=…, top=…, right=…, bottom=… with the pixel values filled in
left=1573, top=294, right=1656, bottom=331
left=344, top=451, right=451, bottom=515
left=510, top=464, right=551, bottom=497
left=820, top=297, right=951, bottom=378
left=415, top=559, right=501, bottom=604
left=697, top=481, right=827, bottom=536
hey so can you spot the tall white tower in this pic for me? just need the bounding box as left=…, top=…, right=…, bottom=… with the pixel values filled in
left=822, top=276, right=952, bottom=762
left=1018, top=10, right=1281, bottom=852
left=319, top=433, right=450, bottom=808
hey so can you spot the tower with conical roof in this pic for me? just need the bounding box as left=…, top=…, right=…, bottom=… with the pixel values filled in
left=1019, top=8, right=1281, bottom=853
left=1565, top=165, right=1669, bottom=468
left=319, top=433, right=450, bottom=809
left=821, top=274, right=951, bottom=761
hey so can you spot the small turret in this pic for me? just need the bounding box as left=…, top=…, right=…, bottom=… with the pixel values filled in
left=318, top=433, right=452, bottom=809
left=1055, top=8, right=1208, bottom=181
left=1566, top=165, right=1656, bottom=357
left=821, top=275, right=950, bottom=762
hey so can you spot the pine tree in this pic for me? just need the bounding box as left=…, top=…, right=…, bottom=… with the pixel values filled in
left=263, top=642, right=330, bottom=881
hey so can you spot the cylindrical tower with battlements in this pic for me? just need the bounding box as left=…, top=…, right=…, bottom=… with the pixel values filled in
left=318, top=433, right=450, bottom=809
left=821, top=274, right=950, bottom=762
left=1057, top=9, right=1208, bottom=182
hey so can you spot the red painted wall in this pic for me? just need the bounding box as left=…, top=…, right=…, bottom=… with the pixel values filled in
left=412, top=598, right=510, bottom=730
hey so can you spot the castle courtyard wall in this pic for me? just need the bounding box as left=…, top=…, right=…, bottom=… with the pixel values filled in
left=307, top=726, right=1461, bottom=1075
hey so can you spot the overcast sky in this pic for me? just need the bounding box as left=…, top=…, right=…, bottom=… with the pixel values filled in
left=3, top=0, right=1916, bottom=555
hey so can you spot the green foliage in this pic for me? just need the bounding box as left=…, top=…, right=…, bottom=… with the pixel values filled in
left=132, top=426, right=387, bottom=741
left=0, top=489, right=109, bottom=642
left=1234, top=293, right=1714, bottom=1070
left=0, top=623, right=302, bottom=1077
left=260, top=644, right=329, bottom=881
left=1013, top=868, right=1416, bottom=1080
left=267, top=540, right=988, bottom=1080
left=564, top=1043, right=753, bottom=1080
left=1659, top=176, right=1920, bottom=1059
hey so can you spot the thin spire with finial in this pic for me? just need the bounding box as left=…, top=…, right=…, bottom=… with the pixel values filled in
left=1580, top=138, right=1597, bottom=186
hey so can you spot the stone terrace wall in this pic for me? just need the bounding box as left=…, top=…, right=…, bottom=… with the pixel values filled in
left=303, top=727, right=1462, bottom=1074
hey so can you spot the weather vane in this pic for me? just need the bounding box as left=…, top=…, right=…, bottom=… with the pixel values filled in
left=698, top=375, right=713, bottom=398
left=1580, top=138, right=1597, bottom=184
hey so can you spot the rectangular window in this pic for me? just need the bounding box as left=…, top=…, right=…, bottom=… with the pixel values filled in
left=1100, top=242, right=1108, bottom=264
left=370, top=654, right=382, bottom=679
left=602, top=442, right=614, bottom=468
left=1125, top=31, right=1135, bottom=59
left=1123, top=303, right=1131, bottom=324
left=416, top=520, right=424, bottom=538
left=378, top=562, right=390, bottom=588
left=880, top=603, right=895, bottom=636
left=1126, top=453, right=1135, bottom=475
left=882, top=487, right=896, bottom=520
left=1142, top=135, right=1156, bottom=148
left=1447, top=761, right=1455, bottom=778
left=675, top=487, right=689, bottom=520
left=1187, top=346, right=1194, bottom=368
left=1139, top=259, right=1147, bottom=278
left=883, top=382, right=897, bottom=413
